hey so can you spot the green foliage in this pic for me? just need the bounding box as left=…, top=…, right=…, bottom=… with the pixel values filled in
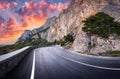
left=64, top=34, right=74, bottom=42
left=107, top=50, right=120, bottom=55
left=0, top=43, right=31, bottom=55
left=0, top=34, right=74, bottom=55
left=53, top=34, right=74, bottom=46
left=88, top=42, right=92, bottom=49
left=37, top=39, right=50, bottom=46
left=55, top=39, right=66, bottom=46
left=82, top=12, right=120, bottom=38
left=0, top=38, right=48, bottom=55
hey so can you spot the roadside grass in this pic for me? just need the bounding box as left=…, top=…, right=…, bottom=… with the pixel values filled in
left=107, top=50, right=120, bottom=55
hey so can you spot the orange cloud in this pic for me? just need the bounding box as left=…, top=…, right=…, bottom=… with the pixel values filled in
left=22, top=15, right=46, bottom=30
left=0, top=30, right=24, bottom=44
left=0, top=30, right=24, bottom=39
left=0, top=0, right=71, bottom=45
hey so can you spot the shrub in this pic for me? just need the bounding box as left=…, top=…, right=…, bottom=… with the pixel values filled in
left=53, top=34, right=74, bottom=46
left=64, top=34, right=74, bottom=42
left=82, top=12, right=120, bottom=38
left=107, top=50, right=120, bottom=55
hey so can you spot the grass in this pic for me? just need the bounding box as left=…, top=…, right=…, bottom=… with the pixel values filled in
left=106, top=50, right=120, bottom=55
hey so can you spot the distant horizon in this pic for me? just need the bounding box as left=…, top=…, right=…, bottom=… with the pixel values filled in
left=0, top=0, right=71, bottom=45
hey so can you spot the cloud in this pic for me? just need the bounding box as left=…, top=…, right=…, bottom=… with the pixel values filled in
left=0, top=0, right=71, bottom=44
left=0, top=30, right=24, bottom=39
left=16, top=0, right=71, bottom=30
left=0, top=30, right=24, bottom=44
left=49, top=3, right=57, bottom=10
left=0, top=17, right=17, bottom=37
left=0, top=1, right=18, bottom=11
left=17, top=0, right=71, bottom=17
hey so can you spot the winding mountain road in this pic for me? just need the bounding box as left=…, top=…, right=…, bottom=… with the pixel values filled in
left=2, top=46, right=120, bottom=79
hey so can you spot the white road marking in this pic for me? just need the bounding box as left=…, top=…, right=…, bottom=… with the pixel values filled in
left=57, top=46, right=120, bottom=60
left=60, top=55, right=120, bottom=71
left=30, top=50, right=36, bottom=79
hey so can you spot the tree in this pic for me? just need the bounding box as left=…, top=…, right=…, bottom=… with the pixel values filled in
left=82, top=12, right=120, bottom=38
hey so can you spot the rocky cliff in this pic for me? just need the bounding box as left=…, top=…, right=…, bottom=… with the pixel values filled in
left=17, top=16, right=56, bottom=43
left=18, top=0, right=120, bottom=55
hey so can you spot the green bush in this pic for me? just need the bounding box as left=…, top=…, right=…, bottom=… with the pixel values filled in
left=64, top=34, right=74, bottom=42
left=53, top=34, right=74, bottom=46
left=107, top=50, right=120, bottom=55
left=82, top=12, right=120, bottom=38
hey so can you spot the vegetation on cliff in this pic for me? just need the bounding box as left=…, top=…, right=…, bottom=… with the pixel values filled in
left=107, top=50, right=120, bottom=56
left=54, top=34, right=74, bottom=46
left=82, top=12, right=120, bottom=38
left=0, top=43, right=30, bottom=55
left=0, top=34, right=74, bottom=55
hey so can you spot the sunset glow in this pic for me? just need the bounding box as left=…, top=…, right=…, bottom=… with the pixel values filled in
left=0, top=0, right=71, bottom=45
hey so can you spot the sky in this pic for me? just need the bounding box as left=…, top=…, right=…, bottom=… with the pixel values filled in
left=0, top=0, right=71, bottom=45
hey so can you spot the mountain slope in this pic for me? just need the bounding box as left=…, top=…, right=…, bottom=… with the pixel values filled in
left=41, top=0, right=120, bottom=54
left=17, top=0, right=120, bottom=55
left=17, top=16, right=57, bottom=43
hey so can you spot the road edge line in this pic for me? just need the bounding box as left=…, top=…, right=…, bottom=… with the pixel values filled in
left=30, top=50, right=35, bottom=79
left=62, top=55, right=120, bottom=71
left=57, top=46, right=120, bottom=60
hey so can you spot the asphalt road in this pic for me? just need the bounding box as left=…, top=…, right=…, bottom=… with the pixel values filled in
left=2, top=46, right=120, bottom=79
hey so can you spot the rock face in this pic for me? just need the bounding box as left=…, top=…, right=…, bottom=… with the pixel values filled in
left=44, top=0, right=120, bottom=54
left=18, top=0, right=120, bottom=54
left=17, top=30, right=32, bottom=43
left=17, top=16, right=57, bottom=42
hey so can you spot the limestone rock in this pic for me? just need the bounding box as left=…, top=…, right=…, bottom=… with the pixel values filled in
left=17, top=0, right=120, bottom=55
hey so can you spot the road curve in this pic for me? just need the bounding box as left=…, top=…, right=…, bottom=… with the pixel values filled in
left=2, top=46, right=120, bottom=79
